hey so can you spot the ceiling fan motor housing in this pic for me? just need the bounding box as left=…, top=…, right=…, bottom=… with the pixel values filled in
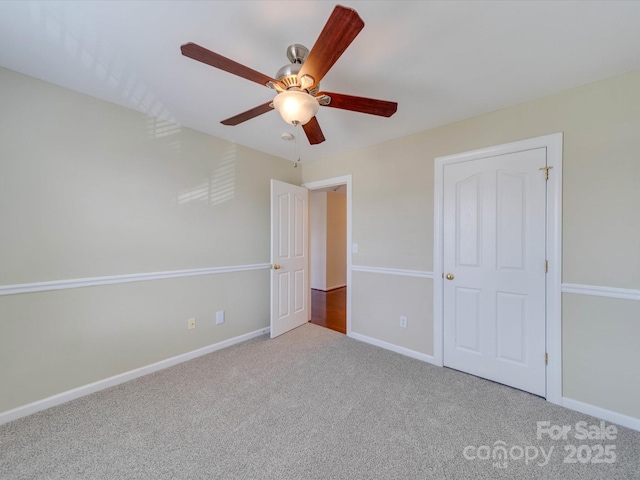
left=286, top=44, right=308, bottom=64
left=276, top=44, right=318, bottom=95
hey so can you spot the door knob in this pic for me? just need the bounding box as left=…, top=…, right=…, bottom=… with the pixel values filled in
left=445, top=273, right=454, bottom=280
left=272, top=264, right=281, bottom=270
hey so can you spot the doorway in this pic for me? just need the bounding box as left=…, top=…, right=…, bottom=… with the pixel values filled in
left=433, top=134, right=563, bottom=404
left=310, top=287, right=347, bottom=334
left=309, top=185, right=346, bottom=334
left=443, top=148, right=547, bottom=396
left=302, top=175, right=353, bottom=336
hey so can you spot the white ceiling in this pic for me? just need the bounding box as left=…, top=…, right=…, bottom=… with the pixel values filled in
left=1, top=1, right=639, bottom=163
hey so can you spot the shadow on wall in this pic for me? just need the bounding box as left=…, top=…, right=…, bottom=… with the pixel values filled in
left=177, top=143, right=236, bottom=206
left=30, top=3, right=238, bottom=206
left=30, top=1, right=176, bottom=123
left=146, top=116, right=183, bottom=156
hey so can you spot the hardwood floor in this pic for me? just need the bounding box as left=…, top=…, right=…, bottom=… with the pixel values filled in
left=310, top=287, right=346, bottom=334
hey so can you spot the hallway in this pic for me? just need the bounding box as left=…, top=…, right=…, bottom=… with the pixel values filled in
left=309, top=287, right=346, bottom=334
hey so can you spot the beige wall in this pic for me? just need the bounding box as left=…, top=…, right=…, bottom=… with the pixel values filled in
left=325, top=192, right=347, bottom=290
left=310, top=191, right=327, bottom=290
left=352, top=272, right=432, bottom=353
left=562, top=294, right=640, bottom=417
left=0, top=68, right=300, bottom=413
left=0, top=271, right=269, bottom=410
left=302, top=71, right=640, bottom=420
left=3, top=64, right=639, bottom=424
left=309, top=191, right=346, bottom=291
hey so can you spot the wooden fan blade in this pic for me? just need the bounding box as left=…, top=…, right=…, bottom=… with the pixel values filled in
left=221, top=101, right=274, bottom=126
left=181, top=42, right=280, bottom=88
left=298, top=6, right=364, bottom=89
left=302, top=116, right=326, bottom=145
left=318, top=92, right=397, bottom=117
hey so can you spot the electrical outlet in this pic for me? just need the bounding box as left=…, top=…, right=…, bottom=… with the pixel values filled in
left=188, top=318, right=196, bottom=330
left=400, top=316, right=408, bottom=328
left=216, top=310, right=225, bottom=325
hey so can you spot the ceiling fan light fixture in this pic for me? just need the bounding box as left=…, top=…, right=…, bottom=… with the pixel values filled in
left=273, top=90, right=319, bottom=126
left=182, top=6, right=396, bottom=145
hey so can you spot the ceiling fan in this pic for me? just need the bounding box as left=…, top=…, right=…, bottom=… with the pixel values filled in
left=180, top=5, right=398, bottom=145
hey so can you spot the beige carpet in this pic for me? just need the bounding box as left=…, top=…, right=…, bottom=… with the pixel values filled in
left=1, top=323, right=639, bottom=479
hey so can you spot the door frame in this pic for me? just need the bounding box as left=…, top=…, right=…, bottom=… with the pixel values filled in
left=433, top=133, right=563, bottom=404
left=302, top=175, right=353, bottom=336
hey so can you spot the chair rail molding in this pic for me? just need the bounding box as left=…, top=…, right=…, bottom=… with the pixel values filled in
left=562, top=283, right=640, bottom=302
left=351, top=265, right=434, bottom=279
left=0, top=263, right=271, bottom=296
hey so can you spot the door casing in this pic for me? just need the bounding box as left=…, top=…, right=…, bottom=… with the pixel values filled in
left=434, top=133, right=563, bottom=405
left=302, top=175, right=353, bottom=336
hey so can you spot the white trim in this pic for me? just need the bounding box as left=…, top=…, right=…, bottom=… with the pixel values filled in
left=433, top=133, right=564, bottom=405
left=0, top=327, right=271, bottom=426
left=352, top=265, right=434, bottom=279
left=433, top=151, right=445, bottom=367
left=349, top=332, right=438, bottom=366
left=303, top=175, right=353, bottom=335
left=562, top=397, right=640, bottom=432
left=0, top=263, right=270, bottom=297
left=545, top=133, right=564, bottom=405
left=562, top=283, right=640, bottom=301
left=314, top=284, right=347, bottom=292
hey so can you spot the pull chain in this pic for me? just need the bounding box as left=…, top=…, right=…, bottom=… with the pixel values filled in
left=293, top=122, right=301, bottom=168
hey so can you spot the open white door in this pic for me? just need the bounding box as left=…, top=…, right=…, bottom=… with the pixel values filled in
left=270, top=180, right=309, bottom=338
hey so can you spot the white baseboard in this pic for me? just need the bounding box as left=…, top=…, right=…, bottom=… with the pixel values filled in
left=562, top=397, right=640, bottom=432
left=0, top=327, right=271, bottom=426
left=348, top=336, right=640, bottom=433
left=349, top=331, right=438, bottom=365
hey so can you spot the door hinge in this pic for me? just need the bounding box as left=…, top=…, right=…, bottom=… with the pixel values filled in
left=545, top=353, right=548, bottom=365
left=545, top=260, right=548, bottom=273
left=539, top=166, right=553, bottom=180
